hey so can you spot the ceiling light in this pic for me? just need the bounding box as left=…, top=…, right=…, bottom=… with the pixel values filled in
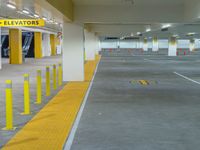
left=42, top=17, right=47, bottom=21
left=34, top=14, right=39, bottom=18
left=22, top=9, right=29, bottom=14
left=146, top=28, right=151, bottom=32
left=173, top=34, right=179, bottom=37
left=137, top=32, right=141, bottom=35
left=7, top=3, right=16, bottom=9
left=162, top=24, right=171, bottom=29
left=28, top=15, right=35, bottom=18
left=131, top=33, right=134, bottom=37
left=49, top=19, right=54, bottom=23
left=187, top=32, right=196, bottom=36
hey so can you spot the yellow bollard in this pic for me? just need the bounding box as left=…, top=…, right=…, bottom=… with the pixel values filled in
left=46, top=66, right=51, bottom=96
left=21, top=74, right=31, bottom=115
left=2, top=80, right=16, bottom=130
left=58, top=63, right=63, bottom=86
left=36, top=70, right=42, bottom=104
left=53, top=64, right=57, bottom=90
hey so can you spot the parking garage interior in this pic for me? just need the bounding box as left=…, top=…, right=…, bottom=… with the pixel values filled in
left=1, top=0, right=200, bottom=150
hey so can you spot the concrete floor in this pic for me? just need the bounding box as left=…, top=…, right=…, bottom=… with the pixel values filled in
left=71, top=50, right=200, bottom=150
left=0, top=56, right=64, bottom=148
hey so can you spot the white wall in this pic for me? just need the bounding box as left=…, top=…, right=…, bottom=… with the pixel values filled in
left=101, top=41, right=118, bottom=48
left=177, top=40, right=190, bottom=48
left=100, top=39, right=197, bottom=49
left=158, top=40, right=168, bottom=49
left=63, top=23, right=84, bottom=81
left=120, top=40, right=136, bottom=48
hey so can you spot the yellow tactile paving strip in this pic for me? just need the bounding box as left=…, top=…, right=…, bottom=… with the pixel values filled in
left=2, top=55, right=101, bottom=150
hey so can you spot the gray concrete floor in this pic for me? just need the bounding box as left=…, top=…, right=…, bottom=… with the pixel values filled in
left=71, top=50, right=200, bottom=150
left=0, top=56, right=65, bottom=148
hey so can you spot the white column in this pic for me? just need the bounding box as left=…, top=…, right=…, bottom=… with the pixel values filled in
left=189, top=39, right=195, bottom=52
left=152, top=36, right=159, bottom=51
left=96, top=36, right=101, bottom=55
left=63, top=23, right=84, bottom=81
left=42, top=33, right=51, bottom=56
left=143, top=38, right=148, bottom=51
left=84, top=29, right=95, bottom=60
left=168, top=37, right=177, bottom=56
left=0, top=27, right=1, bottom=69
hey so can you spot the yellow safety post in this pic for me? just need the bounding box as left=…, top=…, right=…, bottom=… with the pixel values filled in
left=21, top=74, right=31, bottom=115
left=2, top=80, right=16, bottom=130
left=36, top=70, right=42, bottom=104
left=46, top=66, right=51, bottom=96
left=53, top=64, right=57, bottom=90
left=58, top=63, right=63, bottom=86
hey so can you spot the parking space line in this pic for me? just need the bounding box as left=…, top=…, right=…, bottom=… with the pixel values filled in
left=174, top=72, right=200, bottom=85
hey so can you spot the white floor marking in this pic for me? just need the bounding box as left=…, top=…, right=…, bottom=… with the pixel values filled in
left=63, top=60, right=101, bottom=150
left=174, top=72, right=200, bottom=85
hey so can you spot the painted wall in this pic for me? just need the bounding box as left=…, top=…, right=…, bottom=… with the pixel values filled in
left=100, top=39, right=200, bottom=49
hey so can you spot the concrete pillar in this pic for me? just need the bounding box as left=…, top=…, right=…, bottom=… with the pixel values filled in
left=143, top=38, right=148, bottom=51
left=152, top=36, right=159, bottom=52
left=50, top=34, right=56, bottom=56
left=96, top=37, right=101, bottom=55
left=34, top=32, right=43, bottom=58
left=42, top=33, right=51, bottom=56
left=168, top=37, right=177, bottom=56
left=84, top=29, right=95, bottom=60
left=136, top=40, right=141, bottom=49
left=189, top=39, right=195, bottom=52
left=9, top=28, right=22, bottom=64
left=63, top=23, right=84, bottom=81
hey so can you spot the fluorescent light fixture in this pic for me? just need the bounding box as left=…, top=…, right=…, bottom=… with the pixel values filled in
left=34, top=14, right=39, bottom=18
left=49, top=19, right=54, bottom=23
left=131, top=33, right=134, bottom=37
left=7, top=3, right=16, bottom=9
left=187, top=32, right=196, bottom=36
left=146, top=28, right=151, bottom=32
left=173, top=34, right=179, bottom=37
left=28, top=15, right=35, bottom=18
left=17, top=10, right=23, bottom=14
left=22, top=9, right=29, bottom=14
left=42, top=17, right=47, bottom=21
left=137, top=32, right=141, bottom=35
left=162, top=24, right=171, bottom=29
left=120, top=36, right=125, bottom=40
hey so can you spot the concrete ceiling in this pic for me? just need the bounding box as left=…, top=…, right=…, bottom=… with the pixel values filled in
left=73, top=0, right=200, bottom=39
left=0, top=0, right=63, bottom=32
left=73, top=0, right=185, bottom=6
